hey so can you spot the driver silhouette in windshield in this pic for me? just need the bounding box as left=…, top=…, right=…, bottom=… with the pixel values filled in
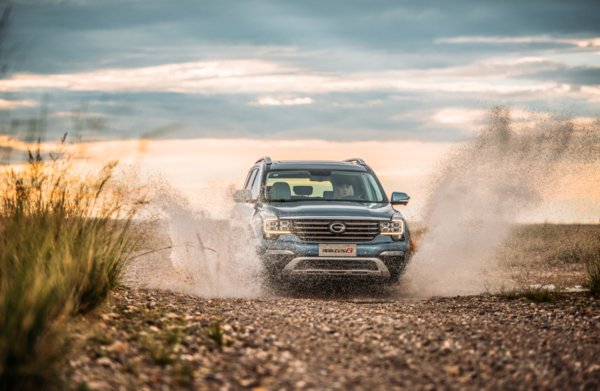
left=333, top=180, right=355, bottom=199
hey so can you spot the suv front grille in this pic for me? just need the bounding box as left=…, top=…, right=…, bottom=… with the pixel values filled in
left=292, top=219, right=380, bottom=242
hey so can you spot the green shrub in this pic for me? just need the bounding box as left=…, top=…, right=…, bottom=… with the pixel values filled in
left=0, top=145, right=144, bottom=389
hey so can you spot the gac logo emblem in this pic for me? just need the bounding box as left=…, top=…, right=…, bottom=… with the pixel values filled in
left=329, top=222, right=346, bottom=234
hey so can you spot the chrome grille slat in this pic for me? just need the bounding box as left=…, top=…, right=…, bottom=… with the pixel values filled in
left=291, top=219, right=381, bottom=243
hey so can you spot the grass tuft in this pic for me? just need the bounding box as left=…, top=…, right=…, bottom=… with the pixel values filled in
left=499, top=286, right=563, bottom=303
left=142, top=336, right=175, bottom=366
left=0, top=142, right=144, bottom=389
left=206, top=321, right=225, bottom=348
left=585, top=245, right=600, bottom=297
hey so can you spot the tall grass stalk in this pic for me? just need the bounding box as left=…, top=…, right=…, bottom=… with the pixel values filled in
left=0, top=144, right=144, bottom=389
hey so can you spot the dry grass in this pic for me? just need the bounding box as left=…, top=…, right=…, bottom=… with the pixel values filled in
left=586, top=246, right=600, bottom=297
left=0, top=144, right=145, bottom=389
left=493, top=224, right=600, bottom=289
left=491, top=224, right=600, bottom=299
left=499, top=286, right=564, bottom=304
left=409, top=222, right=600, bottom=295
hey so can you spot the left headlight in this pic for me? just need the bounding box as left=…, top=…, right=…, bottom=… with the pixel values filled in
left=263, top=218, right=292, bottom=235
left=379, top=216, right=405, bottom=238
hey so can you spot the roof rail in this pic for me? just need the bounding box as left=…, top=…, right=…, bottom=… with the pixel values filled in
left=255, top=156, right=272, bottom=165
left=343, top=157, right=366, bottom=166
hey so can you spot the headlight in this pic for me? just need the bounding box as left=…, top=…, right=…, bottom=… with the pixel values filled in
left=380, top=216, right=404, bottom=238
left=263, top=218, right=291, bottom=235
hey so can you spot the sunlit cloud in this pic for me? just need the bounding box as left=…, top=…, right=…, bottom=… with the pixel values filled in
left=581, top=86, right=600, bottom=101
left=432, top=108, right=486, bottom=131
left=437, top=35, right=600, bottom=48
left=250, top=96, right=314, bottom=106
left=68, top=137, right=458, bottom=220
left=0, top=135, right=65, bottom=163
left=430, top=106, right=598, bottom=135
left=0, top=99, right=38, bottom=110
left=52, top=111, right=106, bottom=118
left=0, top=60, right=293, bottom=93
left=0, top=135, right=28, bottom=151
left=5, top=135, right=596, bottom=222
left=0, top=59, right=575, bottom=96
left=331, top=99, right=385, bottom=108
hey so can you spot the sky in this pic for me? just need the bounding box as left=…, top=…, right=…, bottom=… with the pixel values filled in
left=0, top=0, right=598, bottom=221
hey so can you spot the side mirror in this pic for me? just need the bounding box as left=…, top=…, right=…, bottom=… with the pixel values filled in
left=233, top=189, right=252, bottom=203
left=390, top=192, right=410, bottom=205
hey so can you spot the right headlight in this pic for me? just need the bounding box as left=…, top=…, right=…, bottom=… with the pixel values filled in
left=379, top=216, right=405, bottom=239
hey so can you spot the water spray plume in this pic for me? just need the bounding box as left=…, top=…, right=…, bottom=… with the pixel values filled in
left=129, top=182, right=263, bottom=298
left=404, top=107, right=599, bottom=296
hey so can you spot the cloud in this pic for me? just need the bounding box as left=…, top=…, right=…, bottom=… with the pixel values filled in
left=6, top=1, right=599, bottom=144
left=0, top=59, right=574, bottom=96
left=428, top=106, right=600, bottom=138
left=432, top=108, right=486, bottom=129
left=251, top=96, right=314, bottom=106
left=525, top=65, right=600, bottom=86
left=0, top=134, right=63, bottom=163
left=52, top=110, right=105, bottom=117
left=437, top=35, right=600, bottom=48
left=0, top=99, right=38, bottom=110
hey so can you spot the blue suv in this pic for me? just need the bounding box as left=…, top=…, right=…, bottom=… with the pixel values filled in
left=233, top=157, right=411, bottom=284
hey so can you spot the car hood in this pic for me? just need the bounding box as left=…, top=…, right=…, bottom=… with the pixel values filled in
left=261, top=201, right=399, bottom=220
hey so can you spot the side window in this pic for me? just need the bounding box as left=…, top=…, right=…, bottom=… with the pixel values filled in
left=250, top=168, right=263, bottom=199
left=244, top=168, right=258, bottom=190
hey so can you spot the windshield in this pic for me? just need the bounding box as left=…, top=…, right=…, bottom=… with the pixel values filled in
left=264, top=169, right=385, bottom=203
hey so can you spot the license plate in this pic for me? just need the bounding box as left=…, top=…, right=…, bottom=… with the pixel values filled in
left=318, top=244, right=357, bottom=257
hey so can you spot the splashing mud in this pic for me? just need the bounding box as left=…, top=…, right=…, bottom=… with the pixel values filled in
left=404, top=107, right=599, bottom=296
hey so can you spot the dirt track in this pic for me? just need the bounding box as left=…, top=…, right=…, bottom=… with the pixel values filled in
left=67, top=286, right=600, bottom=390
left=66, top=224, right=600, bottom=390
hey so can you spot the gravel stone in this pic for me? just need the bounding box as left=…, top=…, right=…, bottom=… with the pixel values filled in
left=64, top=287, right=600, bottom=390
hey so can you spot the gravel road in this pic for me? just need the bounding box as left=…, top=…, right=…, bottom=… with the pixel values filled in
left=67, top=286, right=600, bottom=390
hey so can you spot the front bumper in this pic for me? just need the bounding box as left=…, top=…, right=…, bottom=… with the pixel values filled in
left=258, top=234, right=410, bottom=280
left=281, top=256, right=391, bottom=278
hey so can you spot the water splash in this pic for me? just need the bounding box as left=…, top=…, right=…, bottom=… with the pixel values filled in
left=404, top=107, right=599, bottom=296
left=126, top=182, right=263, bottom=298
left=165, top=192, right=262, bottom=298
